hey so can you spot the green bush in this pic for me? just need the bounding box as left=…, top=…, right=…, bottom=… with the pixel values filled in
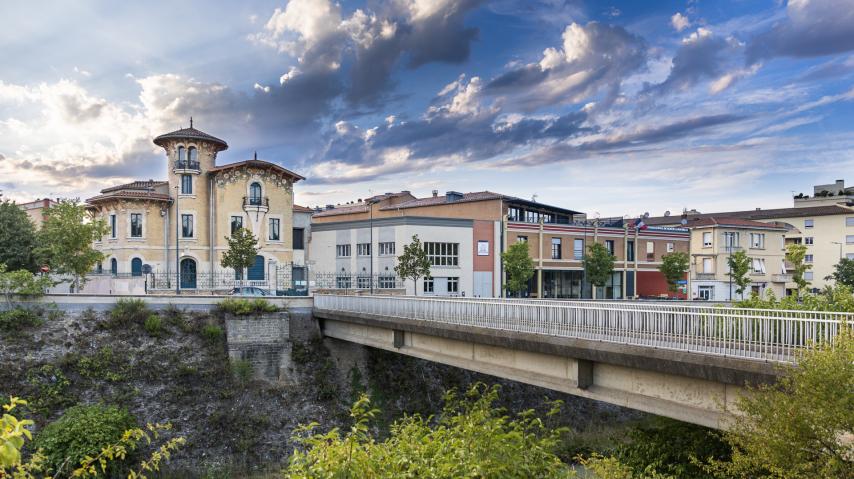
left=76, top=346, right=128, bottom=382
left=201, top=324, right=224, bottom=345
left=25, top=364, right=73, bottom=415
left=31, top=404, right=137, bottom=477
left=106, top=298, right=150, bottom=329
left=0, top=307, right=42, bottom=332
left=216, top=298, right=278, bottom=316
left=230, top=358, right=253, bottom=383
left=144, top=314, right=164, bottom=337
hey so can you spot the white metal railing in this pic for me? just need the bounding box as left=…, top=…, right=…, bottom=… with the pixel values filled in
left=314, top=295, right=852, bottom=363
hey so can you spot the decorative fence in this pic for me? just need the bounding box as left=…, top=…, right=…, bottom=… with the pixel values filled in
left=314, top=294, right=852, bottom=363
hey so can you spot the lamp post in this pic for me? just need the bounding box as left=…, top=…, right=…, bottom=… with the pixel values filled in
left=174, top=186, right=180, bottom=295
left=832, top=241, right=844, bottom=260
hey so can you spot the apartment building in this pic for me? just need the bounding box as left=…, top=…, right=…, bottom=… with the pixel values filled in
left=310, top=190, right=690, bottom=298
left=17, top=198, right=57, bottom=228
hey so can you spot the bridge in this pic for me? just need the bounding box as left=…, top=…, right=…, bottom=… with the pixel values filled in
left=313, top=295, right=848, bottom=429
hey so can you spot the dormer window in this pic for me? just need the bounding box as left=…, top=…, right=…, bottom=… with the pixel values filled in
left=249, top=182, right=262, bottom=205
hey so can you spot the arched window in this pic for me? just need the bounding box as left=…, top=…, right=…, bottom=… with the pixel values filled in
left=178, top=146, right=186, bottom=162
left=188, top=146, right=198, bottom=163
left=110, top=258, right=118, bottom=275
left=131, top=258, right=143, bottom=277
left=249, top=182, right=262, bottom=206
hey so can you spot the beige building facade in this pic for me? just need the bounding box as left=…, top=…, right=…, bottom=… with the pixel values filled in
left=86, top=124, right=304, bottom=291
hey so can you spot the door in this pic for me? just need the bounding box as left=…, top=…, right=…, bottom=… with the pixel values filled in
left=292, top=266, right=306, bottom=290
left=247, top=255, right=265, bottom=281
left=131, top=258, right=142, bottom=277
left=180, top=258, right=196, bottom=289
left=433, top=277, right=448, bottom=296
left=473, top=272, right=492, bottom=297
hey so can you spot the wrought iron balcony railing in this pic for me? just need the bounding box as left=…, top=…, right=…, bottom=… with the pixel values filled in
left=243, top=196, right=269, bottom=207
left=174, top=160, right=200, bottom=171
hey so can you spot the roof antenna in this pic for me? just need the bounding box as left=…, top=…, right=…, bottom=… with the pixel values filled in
left=189, top=116, right=193, bottom=128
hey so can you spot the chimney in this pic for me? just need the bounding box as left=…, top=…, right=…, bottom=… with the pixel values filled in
left=432, top=189, right=438, bottom=197
left=446, top=191, right=463, bottom=203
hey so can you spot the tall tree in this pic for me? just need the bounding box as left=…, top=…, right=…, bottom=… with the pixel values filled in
left=394, top=235, right=431, bottom=296
left=220, top=227, right=259, bottom=281
left=786, top=243, right=812, bottom=296
left=583, top=242, right=615, bottom=299
left=0, top=199, right=37, bottom=272
left=34, top=199, right=107, bottom=291
left=830, top=257, right=854, bottom=289
left=727, top=250, right=752, bottom=300
left=501, top=241, right=534, bottom=297
left=659, top=252, right=690, bottom=294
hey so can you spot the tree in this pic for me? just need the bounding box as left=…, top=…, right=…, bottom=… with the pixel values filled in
left=705, top=327, right=854, bottom=479
left=220, top=227, right=259, bottom=281
left=34, top=199, right=107, bottom=291
left=394, top=234, right=431, bottom=296
left=0, top=264, right=53, bottom=308
left=727, top=250, right=752, bottom=300
left=830, top=258, right=854, bottom=288
left=284, top=384, right=571, bottom=478
left=583, top=242, right=615, bottom=299
left=659, top=252, right=689, bottom=294
left=786, top=243, right=812, bottom=296
left=0, top=199, right=37, bottom=272
left=502, top=241, right=534, bottom=297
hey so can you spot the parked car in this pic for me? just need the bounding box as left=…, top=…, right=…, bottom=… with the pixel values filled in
left=229, top=286, right=272, bottom=296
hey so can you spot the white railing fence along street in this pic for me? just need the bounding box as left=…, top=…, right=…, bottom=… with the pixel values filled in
left=314, top=295, right=851, bottom=363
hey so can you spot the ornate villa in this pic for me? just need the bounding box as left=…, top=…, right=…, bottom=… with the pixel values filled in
left=86, top=121, right=305, bottom=290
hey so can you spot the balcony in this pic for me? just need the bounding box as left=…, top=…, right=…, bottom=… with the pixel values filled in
left=173, top=160, right=200, bottom=172
left=694, top=273, right=716, bottom=281
left=243, top=196, right=269, bottom=213
left=772, top=273, right=793, bottom=283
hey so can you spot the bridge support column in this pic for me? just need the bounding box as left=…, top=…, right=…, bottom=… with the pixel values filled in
left=576, top=359, right=593, bottom=390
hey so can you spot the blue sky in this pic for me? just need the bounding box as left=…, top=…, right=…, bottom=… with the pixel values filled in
left=1, top=0, right=853, bottom=216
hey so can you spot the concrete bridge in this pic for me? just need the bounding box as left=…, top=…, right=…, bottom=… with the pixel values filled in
left=314, top=295, right=848, bottom=429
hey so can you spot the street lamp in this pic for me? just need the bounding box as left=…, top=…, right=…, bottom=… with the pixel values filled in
left=174, top=186, right=180, bottom=295
left=831, top=241, right=844, bottom=260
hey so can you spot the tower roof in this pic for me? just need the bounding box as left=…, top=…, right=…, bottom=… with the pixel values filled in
left=153, top=120, right=228, bottom=151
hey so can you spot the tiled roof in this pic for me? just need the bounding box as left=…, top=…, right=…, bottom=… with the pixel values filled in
left=380, top=191, right=504, bottom=210
left=293, top=204, right=314, bottom=213
left=86, top=190, right=172, bottom=205
left=688, top=217, right=787, bottom=230
left=100, top=180, right=167, bottom=194
left=645, top=204, right=854, bottom=226
left=153, top=126, right=228, bottom=151
left=313, top=204, right=370, bottom=217
left=208, top=159, right=305, bottom=181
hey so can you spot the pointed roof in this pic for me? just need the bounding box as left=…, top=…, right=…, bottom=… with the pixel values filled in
left=208, top=159, right=305, bottom=181
left=153, top=121, right=228, bottom=151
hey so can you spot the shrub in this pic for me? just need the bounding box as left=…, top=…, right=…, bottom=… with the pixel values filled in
left=201, top=324, right=224, bottom=345
left=0, top=307, right=42, bottom=333
left=31, top=404, right=137, bottom=477
left=230, top=358, right=253, bottom=383
left=76, top=346, right=128, bottom=382
left=106, top=298, right=150, bottom=329
left=216, top=298, right=278, bottom=316
left=25, top=364, right=73, bottom=415
left=144, top=314, right=165, bottom=337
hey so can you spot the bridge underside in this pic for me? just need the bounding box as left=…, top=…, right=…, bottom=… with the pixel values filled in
left=315, top=311, right=781, bottom=429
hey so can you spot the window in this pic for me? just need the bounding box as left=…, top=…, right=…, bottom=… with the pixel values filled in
left=110, top=214, right=117, bottom=238
left=665, top=242, right=674, bottom=253
left=847, top=217, right=854, bottom=227
left=230, top=216, right=244, bottom=236
left=702, top=232, right=712, bottom=247
left=267, top=218, right=280, bottom=241
left=698, top=285, right=714, bottom=301
left=357, top=243, right=371, bottom=256
left=752, top=258, right=766, bottom=274
left=424, top=242, right=458, bottom=266
left=357, top=276, right=371, bottom=289
left=424, top=277, right=434, bottom=293
left=804, top=271, right=814, bottom=281
left=848, top=253, right=854, bottom=260
left=551, top=238, right=562, bottom=259
left=750, top=233, right=765, bottom=249
left=508, top=207, right=522, bottom=221
left=292, top=227, right=303, bottom=248
left=181, top=214, right=193, bottom=238
left=804, top=219, right=814, bottom=228
left=178, top=146, right=186, bottom=162
left=110, top=258, right=117, bottom=275
left=336, top=244, right=351, bottom=257
left=448, top=277, right=459, bottom=293
left=805, top=237, right=814, bottom=245
left=573, top=239, right=584, bottom=260
left=336, top=275, right=352, bottom=289
left=723, top=232, right=739, bottom=249
left=188, top=146, right=198, bottom=162
left=702, top=257, right=713, bottom=273
left=627, top=240, right=635, bottom=261
left=517, top=236, right=528, bottom=243
left=378, top=275, right=396, bottom=289
left=646, top=241, right=654, bottom=261
left=525, top=210, right=540, bottom=223
left=605, top=240, right=615, bottom=255
left=249, top=182, right=262, bottom=205
left=805, top=254, right=814, bottom=263
left=180, top=174, right=192, bottom=194
left=847, top=235, right=854, bottom=244
left=379, top=242, right=395, bottom=255
left=130, top=213, right=142, bottom=238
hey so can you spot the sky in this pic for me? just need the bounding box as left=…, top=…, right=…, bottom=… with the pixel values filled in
left=1, top=0, right=854, bottom=217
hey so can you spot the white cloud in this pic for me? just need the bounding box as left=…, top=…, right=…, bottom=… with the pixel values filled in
left=671, top=12, right=690, bottom=32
